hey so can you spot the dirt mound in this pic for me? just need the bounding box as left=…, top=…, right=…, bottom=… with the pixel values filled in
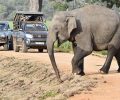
left=0, top=56, right=99, bottom=100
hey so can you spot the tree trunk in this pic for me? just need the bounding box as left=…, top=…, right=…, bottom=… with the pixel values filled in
left=38, top=0, right=43, bottom=11
left=29, top=0, right=43, bottom=12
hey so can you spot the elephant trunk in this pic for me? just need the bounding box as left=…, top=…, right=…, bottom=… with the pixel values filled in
left=47, top=34, right=62, bottom=83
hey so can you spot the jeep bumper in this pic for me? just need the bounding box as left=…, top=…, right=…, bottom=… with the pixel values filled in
left=0, top=37, right=7, bottom=44
left=26, top=38, right=47, bottom=49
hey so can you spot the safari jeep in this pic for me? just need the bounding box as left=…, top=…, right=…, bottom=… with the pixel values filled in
left=0, top=21, right=13, bottom=50
left=13, top=11, right=48, bottom=52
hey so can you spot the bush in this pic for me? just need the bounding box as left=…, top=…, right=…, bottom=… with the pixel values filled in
left=98, top=50, right=107, bottom=55
left=45, top=20, right=51, bottom=27
left=52, top=2, right=68, bottom=11
left=54, top=41, right=72, bottom=53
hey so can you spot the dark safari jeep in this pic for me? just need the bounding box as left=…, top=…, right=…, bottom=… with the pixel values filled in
left=13, top=11, right=48, bottom=52
left=0, top=21, right=13, bottom=50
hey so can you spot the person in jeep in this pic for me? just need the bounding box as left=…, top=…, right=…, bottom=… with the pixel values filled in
left=13, top=12, right=48, bottom=53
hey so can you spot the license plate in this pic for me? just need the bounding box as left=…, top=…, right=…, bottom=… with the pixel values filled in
left=35, top=42, right=44, bottom=45
left=38, top=35, right=41, bottom=38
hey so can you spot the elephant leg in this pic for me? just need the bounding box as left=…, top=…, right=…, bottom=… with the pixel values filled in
left=77, top=59, right=85, bottom=76
left=72, top=43, right=85, bottom=75
left=100, top=45, right=117, bottom=73
left=115, top=51, right=120, bottom=72
left=72, top=46, right=91, bottom=75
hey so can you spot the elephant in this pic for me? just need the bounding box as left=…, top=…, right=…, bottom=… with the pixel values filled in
left=47, top=5, right=120, bottom=82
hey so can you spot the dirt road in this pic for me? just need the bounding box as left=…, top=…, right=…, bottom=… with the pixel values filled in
left=0, top=49, right=120, bottom=100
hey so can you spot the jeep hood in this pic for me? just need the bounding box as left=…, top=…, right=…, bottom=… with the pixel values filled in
left=26, top=31, right=48, bottom=35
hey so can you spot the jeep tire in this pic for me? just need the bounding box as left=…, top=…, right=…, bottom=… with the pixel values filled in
left=13, top=38, right=19, bottom=52
left=38, top=49, right=43, bottom=52
left=22, top=40, right=28, bottom=53
left=4, top=40, right=9, bottom=51
left=4, top=43, right=9, bottom=51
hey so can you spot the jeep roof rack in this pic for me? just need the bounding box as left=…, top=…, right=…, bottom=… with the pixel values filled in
left=15, top=11, right=44, bottom=15
left=13, top=11, right=45, bottom=30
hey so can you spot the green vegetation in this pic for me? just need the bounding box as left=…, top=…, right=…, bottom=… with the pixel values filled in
left=97, top=50, right=107, bottom=55
left=0, top=0, right=29, bottom=20
left=52, top=2, right=68, bottom=11
left=101, top=0, right=120, bottom=8
left=8, top=21, right=13, bottom=29
left=41, top=91, right=58, bottom=99
left=0, top=0, right=120, bottom=20
left=54, top=41, right=72, bottom=53
left=45, top=20, right=51, bottom=27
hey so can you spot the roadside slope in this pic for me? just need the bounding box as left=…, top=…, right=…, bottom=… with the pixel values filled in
left=0, top=50, right=119, bottom=100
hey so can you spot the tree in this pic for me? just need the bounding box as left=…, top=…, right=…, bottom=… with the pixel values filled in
left=29, top=0, right=43, bottom=11
left=38, top=0, right=43, bottom=11
left=101, top=0, right=120, bottom=8
left=52, top=2, right=68, bottom=11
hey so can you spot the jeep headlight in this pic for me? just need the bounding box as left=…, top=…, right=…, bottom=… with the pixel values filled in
left=26, top=34, right=33, bottom=39
left=0, top=34, right=6, bottom=38
left=1, top=34, right=6, bottom=37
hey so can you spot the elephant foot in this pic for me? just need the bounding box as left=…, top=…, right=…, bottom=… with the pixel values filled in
left=117, top=68, right=120, bottom=73
left=79, top=71, right=85, bottom=76
left=99, top=67, right=109, bottom=74
left=72, top=70, right=85, bottom=76
left=72, top=66, right=85, bottom=76
left=58, top=78, right=63, bottom=83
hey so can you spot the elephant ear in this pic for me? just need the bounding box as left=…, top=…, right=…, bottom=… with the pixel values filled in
left=67, top=16, right=77, bottom=37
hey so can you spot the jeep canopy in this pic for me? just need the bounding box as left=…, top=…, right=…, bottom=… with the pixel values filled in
left=13, top=11, right=45, bottom=30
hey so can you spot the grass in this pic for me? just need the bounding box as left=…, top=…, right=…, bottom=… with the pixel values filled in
left=8, top=21, right=13, bottom=29
left=45, top=20, right=51, bottom=28
left=54, top=41, right=73, bottom=53
left=97, top=50, right=107, bottom=55
left=41, top=91, right=58, bottom=100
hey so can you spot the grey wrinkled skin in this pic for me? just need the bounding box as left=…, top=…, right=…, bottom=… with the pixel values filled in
left=47, top=5, right=120, bottom=82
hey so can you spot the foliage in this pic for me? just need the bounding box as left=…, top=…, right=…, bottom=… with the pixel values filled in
left=0, top=0, right=120, bottom=21
left=52, top=1, right=69, bottom=11
left=54, top=41, right=72, bottom=52
left=52, top=0, right=120, bottom=10
left=66, top=0, right=73, bottom=2
left=101, top=0, right=120, bottom=8
left=41, top=91, right=58, bottom=99
left=8, top=21, right=13, bottom=29
left=45, top=20, right=51, bottom=27
left=0, top=0, right=29, bottom=20
left=98, top=50, right=107, bottom=55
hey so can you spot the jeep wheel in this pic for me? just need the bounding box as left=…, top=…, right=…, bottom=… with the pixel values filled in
left=22, top=40, right=28, bottom=53
left=9, top=44, right=13, bottom=50
left=38, top=49, right=43, bottom=52
left=13, top=39, right=19, bottom=52
left=9, top=41, right=13, bottom=50
left=9, top=37, right=13, bottom=50
left=4, top=41, right=9, bottom=51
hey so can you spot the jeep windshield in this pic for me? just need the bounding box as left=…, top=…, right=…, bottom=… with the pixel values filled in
left=25, top=23, right=47, bottom=31
left=0, top=23, right=7, bottom=31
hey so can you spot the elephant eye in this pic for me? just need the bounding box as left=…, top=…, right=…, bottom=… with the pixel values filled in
left=55, top=27, right=58, bottom=30
left=54, top=26, right=60, bottom=33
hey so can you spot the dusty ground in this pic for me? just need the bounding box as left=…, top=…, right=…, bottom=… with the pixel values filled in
left=0, top=49, right=119, bottom=100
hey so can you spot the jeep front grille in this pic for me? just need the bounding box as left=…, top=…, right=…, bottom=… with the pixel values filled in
left=33, top=34, right=47, bottom=38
